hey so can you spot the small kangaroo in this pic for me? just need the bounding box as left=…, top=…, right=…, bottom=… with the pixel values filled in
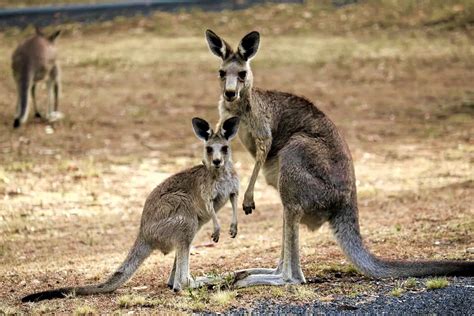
left=12, top=26, right=63, bottom=128
left=205, top=29, right=473, bottom=287
left=22, top=117, right=240, bottom=302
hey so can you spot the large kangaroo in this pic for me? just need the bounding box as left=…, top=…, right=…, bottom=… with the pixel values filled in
left=205, top=29, right=473, bottom=287
left=22, top=117, right=241, bottom=302
left=12, top=26, right=62, bottom=128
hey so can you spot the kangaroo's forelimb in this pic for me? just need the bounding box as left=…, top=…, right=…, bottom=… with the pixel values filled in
left=242, top=137, right=271, bottom=214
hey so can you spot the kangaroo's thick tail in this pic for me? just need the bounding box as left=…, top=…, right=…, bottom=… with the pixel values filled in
left=21, top=237, right=152, bottom=302
left=13, top=68, right=32, bottom=128
left=329, top=204, right=473, bottom=278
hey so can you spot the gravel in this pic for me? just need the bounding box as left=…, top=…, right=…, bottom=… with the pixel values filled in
left=226, top=278, right=474, bottom=315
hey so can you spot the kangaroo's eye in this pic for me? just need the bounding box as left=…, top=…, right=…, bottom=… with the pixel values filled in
left=219, top=70, right=226, bottom=79
left=238, top=71, right=247, bottom=80
left=206, top=146, right=213, bottom=154
left=221, top=146, right=228, bottom=154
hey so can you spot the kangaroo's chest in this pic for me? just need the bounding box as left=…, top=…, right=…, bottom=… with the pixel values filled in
left=238, top=126, right=256, bottom=158
left=212, top=173, right=239, bottom=211
left=239, top=114, right=280, bottom=188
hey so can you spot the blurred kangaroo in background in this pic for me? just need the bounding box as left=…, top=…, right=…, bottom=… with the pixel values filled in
left=205, top=29, right=474, bottom=287
left=12, top=26, right=63, bottom=128
left=22, top=117, right=240, bottom=302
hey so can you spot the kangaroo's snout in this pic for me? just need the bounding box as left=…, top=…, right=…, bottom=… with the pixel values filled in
left=212, top=159, right=222, bottom=168
left=224, top=90, right=237, bottom=101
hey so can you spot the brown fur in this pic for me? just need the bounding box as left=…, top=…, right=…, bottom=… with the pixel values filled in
left=12, top=27, right=61, bottom=128
left=205, top=29, right=473, bottom=286
left=21, top=117, right=240, bottom=302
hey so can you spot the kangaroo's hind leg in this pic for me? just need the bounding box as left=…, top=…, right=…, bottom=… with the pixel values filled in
left=170, top=242, right=217, bottom=291
left=47, top=65, right=63, bottom=122
left=171, top=243, right=191, bottom=292
left=167, top=256, right=177, bottom=289
left=52, top=64, right=60, bottom=112
left=234, top=208, right=303, bottom=287
left=234, top=137, right=340, bottom=288
left=31, top=83, right=42, bottom=119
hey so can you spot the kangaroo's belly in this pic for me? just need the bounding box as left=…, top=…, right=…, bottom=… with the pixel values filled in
left=301, top=213, right=329, bottom=231
left=263, top=158, right=280, bottom=188
left=212, top=175, right=239, bottom=211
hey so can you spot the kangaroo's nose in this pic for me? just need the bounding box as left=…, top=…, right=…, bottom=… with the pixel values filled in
left=225, top=91, right=236, bottom=99
left=213, top=159, right=222, bottom=166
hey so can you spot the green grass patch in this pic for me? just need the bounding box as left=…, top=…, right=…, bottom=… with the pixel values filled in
left=403, top=278, right=418, bottom=289
left=425, top=277, right=449, bottom=290
left=390, top=287, right=404, bottom=297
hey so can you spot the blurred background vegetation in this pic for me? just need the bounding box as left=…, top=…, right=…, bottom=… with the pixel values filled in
left=0, top=0, right=473, bottom=34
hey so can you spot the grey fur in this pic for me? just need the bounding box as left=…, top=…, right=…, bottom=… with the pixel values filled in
left=21, top=117, right=240, bottom=302
left=205, top=30, right=474, bottom=287
left=12, top=27, right=62, bottom=128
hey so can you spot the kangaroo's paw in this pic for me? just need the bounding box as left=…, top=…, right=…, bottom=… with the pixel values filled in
left=229, top=223, right=238, bottom=238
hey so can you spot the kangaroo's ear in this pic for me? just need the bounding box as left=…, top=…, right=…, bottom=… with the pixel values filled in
left=221, top=117, right=240, bottom=140
left=205, top=29, right=232, bottom=60
left=237, top=31, right=260, bottom=61
left=35, top=26, right=44, bottom=36
left=48, top=30, right=62, bottom=43
left=192, top=117, right=212, bottom=141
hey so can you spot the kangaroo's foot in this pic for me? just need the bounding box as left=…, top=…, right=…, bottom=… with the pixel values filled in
left=13, top=118, right=21, bottom=128
left=233, top=261, right=283, bottom=278
left=170, top=275, right=217, bottom=292
left=233, top=273, right=304, bottom=288
left=34, top=112, right=42, bottom=119
left=233, top=268, right=277, bottom=281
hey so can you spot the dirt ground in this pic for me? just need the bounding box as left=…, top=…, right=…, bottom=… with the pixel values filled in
left=0, top=2, right=473, bottom=314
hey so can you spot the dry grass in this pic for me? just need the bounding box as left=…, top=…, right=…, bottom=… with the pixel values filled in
left=0, top=1, right=473, bottom=314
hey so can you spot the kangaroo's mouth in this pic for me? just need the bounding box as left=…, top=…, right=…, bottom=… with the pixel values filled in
left=224, top=95, right=238, bottom=102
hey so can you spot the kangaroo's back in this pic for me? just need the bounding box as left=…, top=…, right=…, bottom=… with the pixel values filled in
left=251, top=88, right=351, bottom=163
left=12, top=35, right=57, bottom=78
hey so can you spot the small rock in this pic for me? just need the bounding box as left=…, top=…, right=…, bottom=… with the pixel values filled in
left=48, top=111, right=64, bottom=122
left=45, top=125, right=54, bottom=134
left=466, top=247, right=474, bottom=254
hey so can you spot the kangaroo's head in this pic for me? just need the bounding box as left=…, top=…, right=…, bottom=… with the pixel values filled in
left=34, top=26, right=62, bottom=44
left=192, top=116, right=240, bottom=171
left=205, top=29, right=260, bottom=103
